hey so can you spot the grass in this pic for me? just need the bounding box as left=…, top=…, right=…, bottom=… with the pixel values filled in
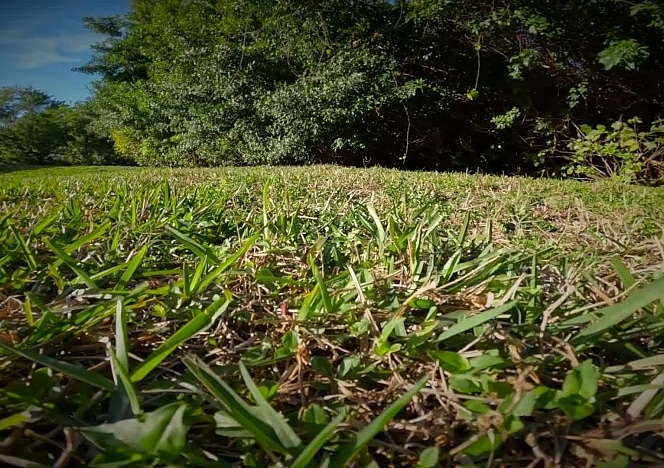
left=0, top=164, right=663, bottom=467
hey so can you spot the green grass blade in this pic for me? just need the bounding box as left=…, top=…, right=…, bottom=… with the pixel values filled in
left=197, top=231, right=261, bottom=292
left=457, top=211, right=471, bottom=246
left=366, top=205, right=386, bottom=244
left=183, top=356, right=292, bottom=456
left=109, top=348, right=142, bottom=418
left=115, top=299, right=130, bottom=370
left=291, top=410, right=346, bottom=468
left=182, top=261, right=191, bottom=297
left=44, top=238, right=98, bottom=289
left=298, top=284, right=320, bottom=322
left=10, top=225, right=37, bottom=271
left=612, top=256, right=636, bottom=290
left=116, top=245, right=148, bottom=291
left=23, top=295, right=35, bottom=327
left=131, top=292, right=231, bottom=383
left=238, top=361, right=302, bottom=449
left=109, top=299, right=138, bottom=420
left=56, top=222, right=112, bottom=265
left=423, top=211, right=444, bottom=239
left=440, top=250, right=462, bottom=283
left=437, top=300, right=518, bottom=342
left=166, top=226, right=219, bottom=264
left=0, top=341, right=115, bottom=391
left=309, top=255, right=333, bottom=314
left=90, top=263, right=129, bottom=282
left=330, top=376, right=428, bottom=468
left=189, top=257, right=208, bottom=296
left=262, top=177, right=272, bottom=238
left=33, top=210, right=60, bottom=236
left=574, top=277, right=664, bottom=341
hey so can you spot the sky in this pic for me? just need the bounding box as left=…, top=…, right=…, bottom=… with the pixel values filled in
left=0, top=0, right=130, bottom=104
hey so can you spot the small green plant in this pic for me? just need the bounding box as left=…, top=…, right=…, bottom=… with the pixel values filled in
left=491, top=107, right=522, bottom=130
left=597, top=38, right=650, bottom=71
left=564, top=117, right=664, bottom=183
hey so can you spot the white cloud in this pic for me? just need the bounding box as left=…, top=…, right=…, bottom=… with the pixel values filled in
left=0, top=29, right=97, bottom=70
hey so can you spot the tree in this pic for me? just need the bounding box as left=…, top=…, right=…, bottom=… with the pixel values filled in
left=0, top=86, right=126, bottom=165
left=78, top=0, right=664, bottom=181
left=0, top=86, right=59, bottom=126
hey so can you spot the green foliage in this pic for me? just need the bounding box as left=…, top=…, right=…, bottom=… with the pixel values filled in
left=565, top=117, right=664, bottom=183
left=491, top=107, right=522, bottom=130
left=598, top=39, right=650, bottom=71
left=0, top=86, right=126, bottom=166
left=73, top=0, right=664, bottom=181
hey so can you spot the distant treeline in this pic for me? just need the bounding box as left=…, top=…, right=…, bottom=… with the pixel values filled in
left=3, top=1, right=664, bottom=183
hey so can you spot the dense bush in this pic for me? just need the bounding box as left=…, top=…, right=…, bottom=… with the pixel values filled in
left=564, top=118, right=664, bottom=184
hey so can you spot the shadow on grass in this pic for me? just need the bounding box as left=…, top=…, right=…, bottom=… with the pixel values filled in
left=0, top=164, right=125, bottom=176
left=0, top=164, right=58, bottom=174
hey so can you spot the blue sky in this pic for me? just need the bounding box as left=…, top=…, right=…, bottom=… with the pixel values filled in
left=0, top=0, right=130, bottom=104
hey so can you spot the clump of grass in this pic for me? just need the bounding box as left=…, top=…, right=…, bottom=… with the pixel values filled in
left=0, top=166, right=663, bottom=467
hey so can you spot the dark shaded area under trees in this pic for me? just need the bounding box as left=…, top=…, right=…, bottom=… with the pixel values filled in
left=3, top=0, right=664, bottom=183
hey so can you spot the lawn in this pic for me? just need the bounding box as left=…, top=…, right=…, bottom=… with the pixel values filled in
left=1, top=165, right=663, bottom=467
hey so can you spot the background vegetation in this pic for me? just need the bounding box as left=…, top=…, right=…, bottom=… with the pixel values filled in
left=0, top=87, right=126, bottom=166
left=1, top=0, right=664, bottom=183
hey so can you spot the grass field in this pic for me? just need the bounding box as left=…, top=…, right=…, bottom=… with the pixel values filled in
left=1, top=165, right=663, bottom=467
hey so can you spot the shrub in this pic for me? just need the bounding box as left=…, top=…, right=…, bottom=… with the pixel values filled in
left=564, top=117, right=664, bottom=184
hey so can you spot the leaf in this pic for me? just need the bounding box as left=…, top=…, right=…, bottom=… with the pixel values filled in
left=512, top=390, right=537, bottom=417
left=573, top=277, right=664, bottom=340
left=429, top=350, right=470, bottom=374
left=81, top=402, right=188, bottom=457
left=183, top=356, right=293, bottom=456
left=556, top=395, right=596, bottom=421
left=10, top=225, right=37, bottom=271
left=612, top=256, right=636, bottom=290
left=0, top=340, right=115, bottom=391
left=462, top=432, right=504, bottom=456
left=465, top=400, right=491, bottom=414
left=366, top=205, right=386, bottom=244
left=449, top=374, right=483, bottom=394
left=309, top=254, right=333, bottom=314
left=196, top=231, right=261, bottom=292
left=238, top=361, right=302, bottom=449
left=417, top=447, right=440, bottom=468
left=44, top=238, right=98, bottom=289
left=131, top=292, right=230, bottom=383
left=166, top=226, right=219, bottom=263
left=0, top=411, right=33, bottom=431
left=329, top=376, right=428, bottom=467
left=109, top=348, right=141, bottom=418
left=438, top=300, right=518, bottom=342
left=310, top=356, right=333, bottom=377
left=291, top=410, right=346, bottom=468
left=116, top=245, right=148, bottom=291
